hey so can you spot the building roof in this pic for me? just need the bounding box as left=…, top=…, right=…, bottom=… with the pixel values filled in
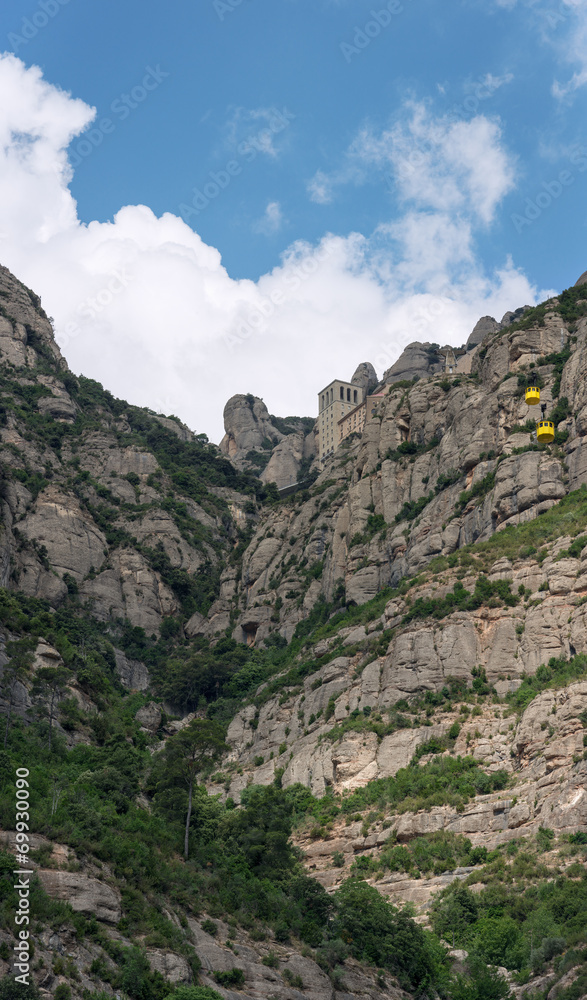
left=318, top=377, right=357, bottom=395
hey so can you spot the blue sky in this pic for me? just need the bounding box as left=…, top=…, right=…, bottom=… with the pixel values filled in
left=0, top=0, right=586, bottom=439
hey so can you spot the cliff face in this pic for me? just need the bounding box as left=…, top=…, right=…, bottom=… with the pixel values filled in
left=0, top=265, right=263, bottom=634
left=223, top=300, right=577, bottom=648
left=210, top=281, right=587, bottom=886
left=4, top=264, right=587, bottom=1000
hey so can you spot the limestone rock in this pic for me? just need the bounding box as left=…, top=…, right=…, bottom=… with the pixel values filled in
left=0, top=265, right=65, bottom=368
left=466, top=316, right=500, bottom=349
left=351, top=362, right=378, bottom=393
left=261, top=431, right=306, bottom=489
left=146, top=950, right=192, bottom=983
left=17, top=489, right=107, bottom=594
left=220, top=393, right=316, bottom=488
left=114, top=649, right=150, bottom=690
left=382, top=342, right=442, bottom=383
left=37, top=870, right=121, bottom=923
left=136, top=702, right=162, bottom=732
left=220, top=395, right=283, bottom=465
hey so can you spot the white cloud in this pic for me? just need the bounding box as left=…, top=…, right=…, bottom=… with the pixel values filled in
left=346, top=102, right=517, bottom=224
left=252, top=201, right=284, bottom=235
left=306, top=102, right=516, bottom=225
left=0, top=56, right=545, bottom=443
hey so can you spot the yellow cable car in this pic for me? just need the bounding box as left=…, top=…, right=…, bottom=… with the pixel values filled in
left=536, top=420, right=555, bottom=444
left=525, top=386, right=540, bottom=405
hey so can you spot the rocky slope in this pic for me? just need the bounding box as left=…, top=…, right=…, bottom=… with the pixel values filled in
left=3, top=265, right=587, bottom=1000
left=0, top=263, right=268, bottom=636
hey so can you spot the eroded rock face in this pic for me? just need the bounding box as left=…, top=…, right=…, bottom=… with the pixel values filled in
left=18, top=489, right=107, bottom=588
left=219, top=393, right=316, bottom=488
left=146, top=950, right=192, bottom=984
left=189, top=917, right=405, bottom=1000
left=382, top=342, right=443, bottom=383
left=114, top=649, right=150, bottom=690
left=228, top=305, right=587, bottom=645
left=466, top=316, right=501, bottom=349
left=37, top=870, right=121, bottom=924
left=0, top=265, right=65, bottom=368
left=352, top=361, right=378, bottom=393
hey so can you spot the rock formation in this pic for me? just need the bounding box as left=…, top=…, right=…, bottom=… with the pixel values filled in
left=219, top=392, right=317, bottom=488
left=351, top=361, right=378, bottom=394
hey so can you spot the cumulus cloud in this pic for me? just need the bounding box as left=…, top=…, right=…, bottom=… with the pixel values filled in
left=0, top=55, right=544, bottom=442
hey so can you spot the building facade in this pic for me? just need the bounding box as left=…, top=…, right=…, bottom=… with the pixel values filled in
left=338, top=391, right=386, bottom=444
left=317, top=379, right=362, bottom=462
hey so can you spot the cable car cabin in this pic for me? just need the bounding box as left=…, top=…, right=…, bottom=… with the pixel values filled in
left=525, top=386, right=541, bottom=405
left=536, top=420, right=555, bottom=444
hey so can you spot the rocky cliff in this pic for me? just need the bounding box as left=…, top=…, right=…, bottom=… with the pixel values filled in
left=3, top=265, right=587, bottom=1000
left=0, top=264, right=272, bottom=637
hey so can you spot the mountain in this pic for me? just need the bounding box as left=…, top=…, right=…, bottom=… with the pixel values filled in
left=2, top=264, right=587, bottom=1000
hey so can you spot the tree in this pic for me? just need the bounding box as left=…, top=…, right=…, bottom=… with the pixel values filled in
left=331, top=877, right=447, bottom=991
left=430, top=883, right=479, bottom=945
left=0, top=979, right=40, bottom=1000
left=164, top=718, right=227, bottom=859
left=1, top=639, right=34, bottom=748
left=32, top=665, right=71, bottom=752
left=451, top=957, right=512, bottom=1000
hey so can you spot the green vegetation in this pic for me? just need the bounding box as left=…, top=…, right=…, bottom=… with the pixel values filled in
left=402, top=576, right=518, bottom=625
left=456, top=471, right=496, bottom=513
left=385, top=437, right=440, bottom=463
left=507, top=653, right=587, bottom=713
left=373, top=831, right=493, bottom=877
left=430, top=485, right=587, bottom=574
left=430, top=846, right=587, bottom=978
left=337, top=755, right=508, bottom=816
left=507, top=283, right=587, bottom=333
left=349, top=512, right=387, bottom=545
left=285, top=755, right=508, bottom=831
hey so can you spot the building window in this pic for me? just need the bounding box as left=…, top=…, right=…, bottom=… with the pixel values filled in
left=340, top=386, right=344, bottom=399
left=353, top=390, right=358, bottom=403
